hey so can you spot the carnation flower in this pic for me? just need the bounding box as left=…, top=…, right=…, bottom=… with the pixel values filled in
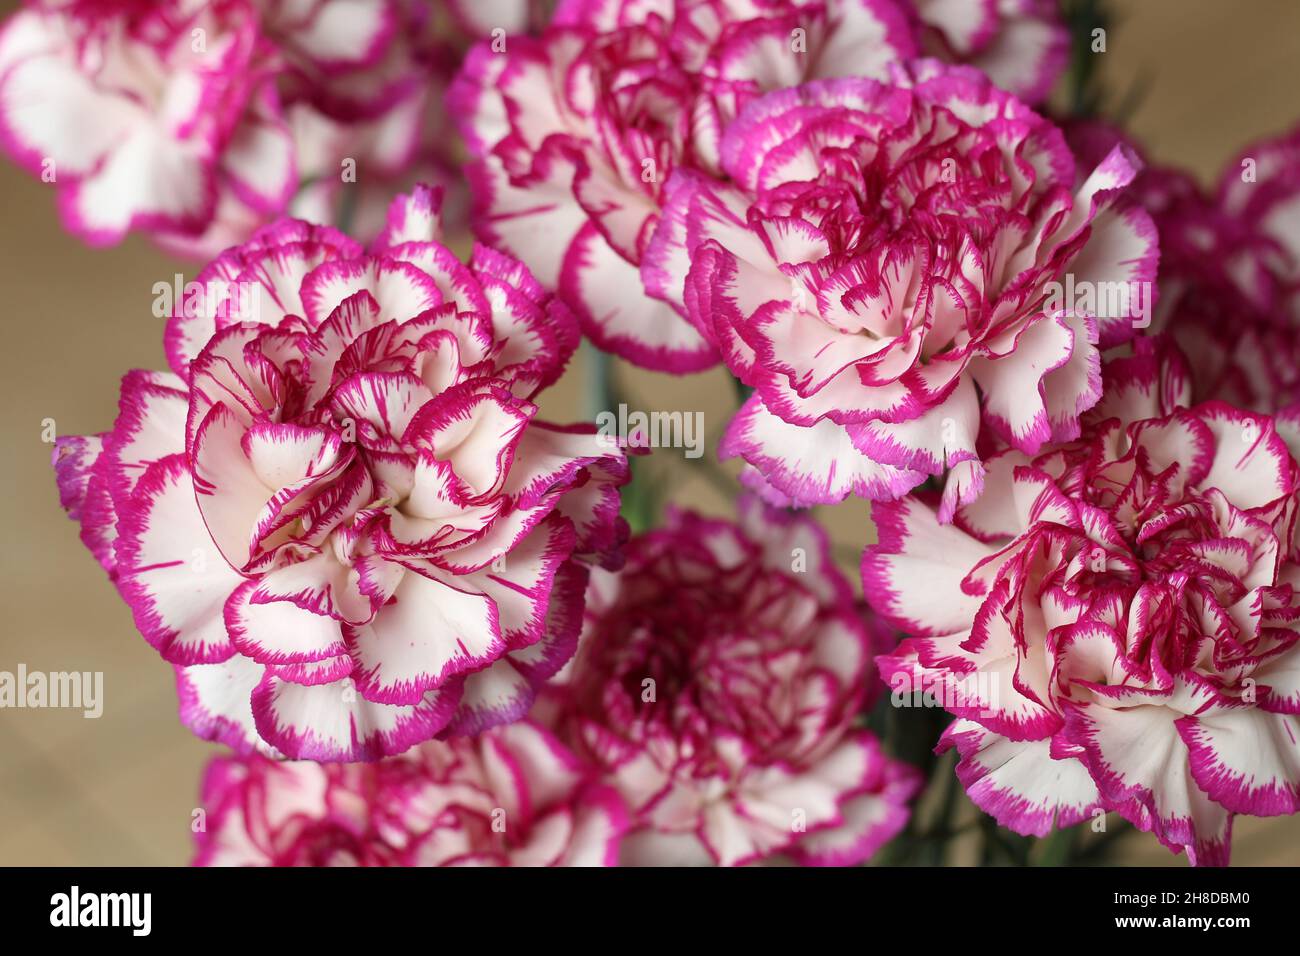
left=195, top=720, right=627, bottom=865
left=868, top=338, right=1300, bottom=865
left=647, top=61, right=1157, bottom=514
left=264, top=0, right=459, bottom=233
left=0, top=0, right=457, bottom=255
left=449, top=0, right=918, bottom=371
left=548, top=500, right=919, bottom=866
left=161, top=0, right=466, bottom=257
left=1068, top=119, right=1300, bottom=411
left=906, top=0, right=1068, bottom=104
left=52, top=185, right=630, bottom=761
left=0, top=0, right=294, bottom=247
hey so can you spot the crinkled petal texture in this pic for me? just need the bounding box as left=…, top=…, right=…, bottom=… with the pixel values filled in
left=448, top=0, right=917, bottom=372
left=194, top=720, right=628, bottom=866
left=908, top=0, right=1069, bottom=104
left=551, top=499, right=919, bottom=866
left=868, top=341, right=1300, bottom=866
left=645, top=60, right=1155, bottom=512
left=0, top=0, right=453, bottom=255
left=54, top=186, right=630, bottom=762
left=255, top=0, right=461, bottom=250
left=1066, top=119, right=1300, bottom=412
left=0, top=1, right=293, bottom=247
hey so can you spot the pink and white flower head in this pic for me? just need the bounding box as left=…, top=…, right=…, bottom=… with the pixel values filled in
left=1067, top=120, right=1300, bottom=412
left=52, top=185, right=631, bottom=762
left=647, top=61, right=1158, bottom=514
left=263, top=0, right=456, bottom=192
left=153, top=0, right=467, bottom=258
left=0, top=0, right=294, bottom=248
left=449, top=0, right=919, bottom=372
left=904, top=0, right=1068, bottom=104
left=549, top=500, right=919, bottom=866
left=0, top=1, right=463, bottom=256
left=869, top=337, right=1300, bottom=865
left=194, top=721, right=627, bottom=866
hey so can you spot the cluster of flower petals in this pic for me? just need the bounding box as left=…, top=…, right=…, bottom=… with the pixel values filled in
left=452, top=0, right=1069, bottom=373
left=53, top=185, right=630, bottom=761
left=1067, top=118, right=1300, bottom=412
left=548, top=500, right=918, bottom=866
left=644, top=59, right=1156, bottom=514
left=194, top=720, right=627, bottom=865
left=869, top=337, right=1300, bottom=865
left=0, top=0, right=453, bottom=253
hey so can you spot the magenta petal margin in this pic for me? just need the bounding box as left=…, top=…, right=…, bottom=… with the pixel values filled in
left=194, top=720, right=628, bottom=866
left=549, top=500, right=919, bottom=866
left=0, top=0, right=455, bottom=255
left=53, top=185, right=631, bottom=762
left=869, top=338, right=1300, bottom=865
left=645, top=60, right=1157, bottom=513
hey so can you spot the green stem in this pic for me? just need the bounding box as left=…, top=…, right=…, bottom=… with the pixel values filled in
left=731, top=376, right=754, bottom=408
left=583, top=342, right=613, bottom=423
left=336, top=182, right=359, bottom=236
left=1035, top=825, right=1080, bottom=866
left=979, top=815, right=1031, bottom=867
left=1062, top=0, right=1111, bottom=117
left=619, top=454, right=660, bottom=534
left=920, top=752, right=962, bottom=865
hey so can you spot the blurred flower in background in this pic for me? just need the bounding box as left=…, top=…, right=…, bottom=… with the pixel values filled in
left=0, top=0, right=472, bottom=255
left=194, top=720, right=627, bottom=865
left=545, top=501, right=918, bottom=866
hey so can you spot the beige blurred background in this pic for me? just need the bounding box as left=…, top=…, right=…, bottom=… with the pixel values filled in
left=1, top=0, right=1298, bottom=865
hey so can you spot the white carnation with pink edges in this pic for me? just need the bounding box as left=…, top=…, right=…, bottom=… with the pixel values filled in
left=549, top=500, right=919, bottom=866
left=870, top=339, right=1300, bottom=865
left=0, top=0, right=453, bottom=255
left=646, top=59, right=1157, bottom=514
left=53, top=185, right=631, bottom=761
left=194, top=720, right=628, bottom=866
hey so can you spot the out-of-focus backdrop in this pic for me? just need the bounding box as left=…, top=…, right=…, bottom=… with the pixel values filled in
left=1, top=0, right=1298, bottom=865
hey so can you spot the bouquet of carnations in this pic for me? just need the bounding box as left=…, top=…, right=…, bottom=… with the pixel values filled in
left=15, top=0, right=1300, bottom=866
